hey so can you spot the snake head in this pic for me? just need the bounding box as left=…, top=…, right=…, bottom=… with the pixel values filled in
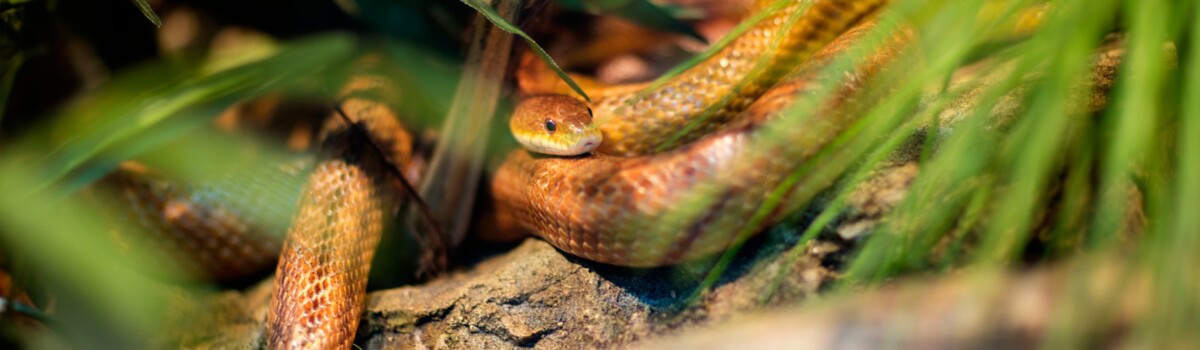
left=510, top=95, right=602, bottom=156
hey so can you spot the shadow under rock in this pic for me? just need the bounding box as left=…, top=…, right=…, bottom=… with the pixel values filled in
left=572, top=213, right=850, bottom=311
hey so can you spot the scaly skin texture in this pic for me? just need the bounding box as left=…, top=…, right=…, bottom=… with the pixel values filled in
left=266, top=156, right=384, bottom=349
left=102, top=164, right=287, bottom=281
left=582, top=0, right=886, bottom=156
left=107, top=73, right=415, bottom=348
left=265, top=77, right=414, bottom=349
left=493, top=18, right=900, bottom=266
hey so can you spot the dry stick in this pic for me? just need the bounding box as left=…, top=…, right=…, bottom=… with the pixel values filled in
left=407, top=0, right=523, bottom=272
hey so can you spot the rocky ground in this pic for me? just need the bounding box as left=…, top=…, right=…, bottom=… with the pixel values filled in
left=173, top=217, right=854, bottom=349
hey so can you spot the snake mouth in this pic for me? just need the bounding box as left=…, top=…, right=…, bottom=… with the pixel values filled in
left=516, top=133, right=602, bottom=156
left=579, top=139, right=597, bottom=151
left=570, top=134, right=602, bottom=155
left=553, top=134, right=602, bottom=156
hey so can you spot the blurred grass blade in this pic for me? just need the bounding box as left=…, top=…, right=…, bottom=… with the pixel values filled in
left=974, top=0, right=1118, bottom=264
left=0, top=162, right=177, bottom=343
left=410, top=0, right=523, bottom=263
left=129, top=0, right=162, bottom=28
left=1171, top=0, right=1200, bottom=245
left=459, top=0, right=591, bottom=101
left=1090, top=0, right=1171, bottom=245
left=556, top=0, right=706, bottom=42
left=24, top=33, right=354, bottom=195
left=1132, top=0, right=1200, bottom=346
left=842, top=0, right=1026, bottom=281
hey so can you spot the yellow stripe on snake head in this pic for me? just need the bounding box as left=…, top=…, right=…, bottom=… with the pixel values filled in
left=511, top=95, right=603, bottom=156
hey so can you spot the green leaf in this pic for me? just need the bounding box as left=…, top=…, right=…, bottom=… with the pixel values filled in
left=24, top=33, right=354, bottom=195
left=129, top=0, right=162, bottom=28
left=459, top=0, right=590, bottom=101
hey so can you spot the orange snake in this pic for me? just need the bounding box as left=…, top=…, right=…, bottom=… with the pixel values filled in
left=105, top=0, right=895, bottom=347
left=497, top=0, right=887, bottom=265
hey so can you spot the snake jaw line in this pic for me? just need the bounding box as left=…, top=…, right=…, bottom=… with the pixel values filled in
left=515, top=131, right=602, bottom=156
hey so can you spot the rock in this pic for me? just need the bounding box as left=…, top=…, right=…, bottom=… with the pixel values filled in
left=167, top=221, right=848, bottom=350
left=164, top=279, right=272, bottom=349
left=355, top=233, right=842, bottom=349
left=634, top=260, right=1156, bottom=350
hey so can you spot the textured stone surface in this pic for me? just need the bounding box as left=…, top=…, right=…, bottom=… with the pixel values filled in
left=356, top=231, right=841, bottom=349
left=169, top=223, right=849, bottom=349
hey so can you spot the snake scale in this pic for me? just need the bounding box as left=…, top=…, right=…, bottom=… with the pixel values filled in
left=265, top=75, right=418, bottom=348
left=105, top=0, right=896, bottom=347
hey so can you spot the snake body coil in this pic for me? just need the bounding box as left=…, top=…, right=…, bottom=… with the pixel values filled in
left=499, top=0, right=890, bottom=266
left=265, top=78, right=415, bottom=349
left=583, top=0, right=886, bottom=156
left=495, top=16, right=894, bottom=266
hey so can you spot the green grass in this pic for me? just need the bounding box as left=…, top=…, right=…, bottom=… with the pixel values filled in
left=2, top=0, right=1199, bottom=347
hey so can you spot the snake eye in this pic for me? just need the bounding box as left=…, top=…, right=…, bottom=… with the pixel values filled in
left=585, top=107, right=593, bottom=117
left=544, top=119, right=557, bottom=134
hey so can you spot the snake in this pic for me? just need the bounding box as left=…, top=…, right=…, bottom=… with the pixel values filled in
left=264, top=73, right=419, bottom=349
left=102, top=0, right=894, bottom=348
left=516, top=0, right=887, bottom=156
left=496, top=0, right=888, bottom=266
